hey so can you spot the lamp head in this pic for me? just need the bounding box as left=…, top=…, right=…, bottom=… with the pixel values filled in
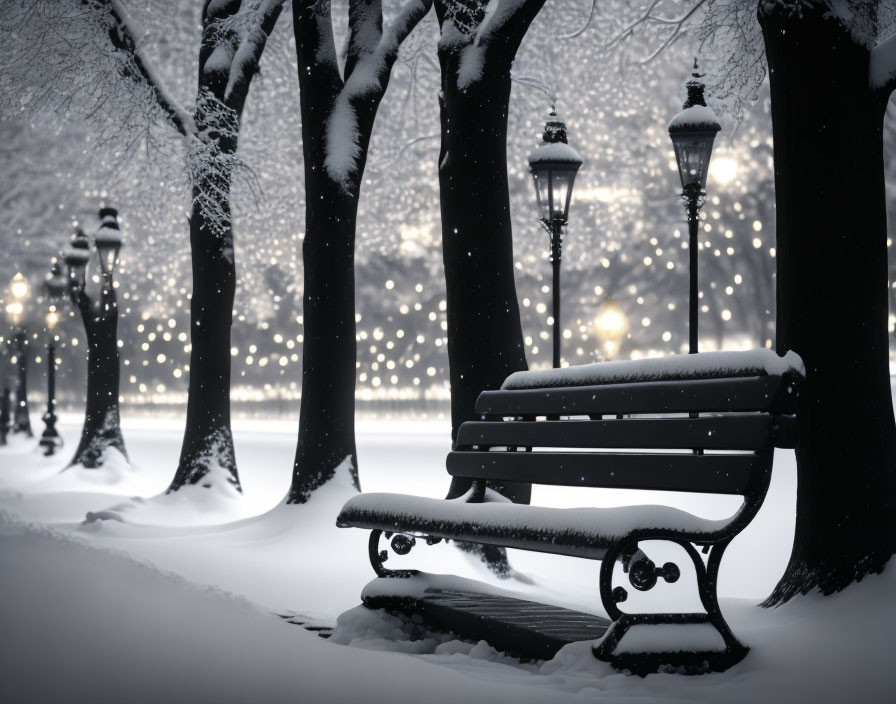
left=528, top=108, right=583, bottom=228
left=45, top=260, right=67, bottom=302
left=94, top=206, right=123, bottom=276
left=668, top=59, right=721, bottom=192
left=63, top=228, right=91, bottom=290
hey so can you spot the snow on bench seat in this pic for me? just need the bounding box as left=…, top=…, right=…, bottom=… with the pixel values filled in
left=501, top=349, right=804, bottom=391
left=337, top=492, right=734, bottom=560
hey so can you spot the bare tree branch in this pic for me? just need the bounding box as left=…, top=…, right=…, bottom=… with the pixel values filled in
left=101, top=0, right=196, bottom=136
left=559, top=0, right=598, bottom=39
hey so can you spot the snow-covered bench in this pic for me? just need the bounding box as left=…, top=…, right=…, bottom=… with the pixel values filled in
left=337, top=349, right=804, bottom=674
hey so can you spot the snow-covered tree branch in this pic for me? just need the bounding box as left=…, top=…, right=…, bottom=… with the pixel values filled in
left=99, top=0, right=197, bottom=136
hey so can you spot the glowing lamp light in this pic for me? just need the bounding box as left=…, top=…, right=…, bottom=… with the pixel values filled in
left=5, top=301, right=24, bottom=325
left=46, top=309, right=59, bottom=330
left=709, top=156, right=738, bottom=186
left=594, top=299, right=629, bottom=360
left=11, top=272, right=29, bottom=301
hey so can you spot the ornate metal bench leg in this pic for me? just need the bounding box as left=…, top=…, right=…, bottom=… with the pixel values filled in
left=368, top=529, right=420, bottom=578
left=694, top=540, right=749, bottom=666
left=593, top=536, right=748, bottom=674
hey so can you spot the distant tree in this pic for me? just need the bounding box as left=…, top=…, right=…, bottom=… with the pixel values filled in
left=286, top=0, right=433, bottom=503
left=0, top=0, right=283, bottom=493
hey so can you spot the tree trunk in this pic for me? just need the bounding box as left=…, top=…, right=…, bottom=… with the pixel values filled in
left=760, top=2, right=896, bottom=603
left=69, top=286, right=126, bottom=468
left=167, top=0, right=281, bottom=492
left=287, top=175, right=361, bottom=501
left=168, top=192, right=239, bottom=491
left=287, top=6, right=364, bottom=502
left=438, top=40, right=530, bottom=504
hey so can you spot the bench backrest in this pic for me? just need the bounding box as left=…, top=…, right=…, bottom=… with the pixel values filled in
left=448, top=353, right=802, bottom=498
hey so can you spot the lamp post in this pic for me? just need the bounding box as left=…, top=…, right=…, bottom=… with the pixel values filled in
left=63, top=208, right=127, bottom=468
left=0, top=346, right=10, bottom=445
left=528, top=109, right=583, bottom=368
left=39, top=261, right=67, bottom=456
left=7, top=272, right=32, bottom=436
left=669, top=60, right=721, bottom=354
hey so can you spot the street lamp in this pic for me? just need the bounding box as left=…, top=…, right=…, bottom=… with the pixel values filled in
left=7, top=272, right=32, bottom=436
left=528, top=109, right=583, bottom=368
left=0, top=342, right=10, bottom=445
left=594, top=299, right=629, bottom=360
left=39, top=260, right=67, bottom=456
left=669, top=60, right=721, bottom=354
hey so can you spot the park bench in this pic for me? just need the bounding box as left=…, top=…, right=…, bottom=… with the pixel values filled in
left=336, top=349, right=803, bottom=674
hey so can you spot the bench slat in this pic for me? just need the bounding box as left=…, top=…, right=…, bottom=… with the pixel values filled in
left=446, top=450, right=762, bottom=495
left=474, top=376, right=786, bottom=417
left=456, top=414, right=773, bottom=451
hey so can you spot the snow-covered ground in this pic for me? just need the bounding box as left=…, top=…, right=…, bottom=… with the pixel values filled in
left=1, top=415, right=894, bottom=703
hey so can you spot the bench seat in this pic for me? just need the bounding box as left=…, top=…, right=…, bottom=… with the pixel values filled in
left=337, top=492, right=734, bottom=560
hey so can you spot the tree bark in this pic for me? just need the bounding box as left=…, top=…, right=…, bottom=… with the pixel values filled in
left=68, top=278, right=127, bottom=468
left=288, top=177, right=362, bottom=501
left=168, top=192, right=240, bottom=490
left=436, top=2, right=546, bottom=504
left=759, top=1, right=896, bottom=603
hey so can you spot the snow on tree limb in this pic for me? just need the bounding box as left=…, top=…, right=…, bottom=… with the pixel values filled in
left=324, top=0, right=433, bottom=188
left=103, top=0, right=197, bottom=136
left=221, top=0, right=285, bottom=111
left=435, top=0, right=547, bottom=90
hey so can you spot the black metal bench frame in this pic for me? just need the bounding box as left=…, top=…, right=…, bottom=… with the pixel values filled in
left=339, top=360, right=801, bottom=675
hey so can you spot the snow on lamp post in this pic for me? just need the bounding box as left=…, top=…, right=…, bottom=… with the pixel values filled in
left=39, top=260, right=67, bottom=456
left=669, top=60, right=721, bottom=354
left=594, top=299, right=629, bottom=360
left=7, top=272, right=32, bottom=437
left=528, top=109, right=583, bottom=368
left=62, top=210, right=128, bottom=469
